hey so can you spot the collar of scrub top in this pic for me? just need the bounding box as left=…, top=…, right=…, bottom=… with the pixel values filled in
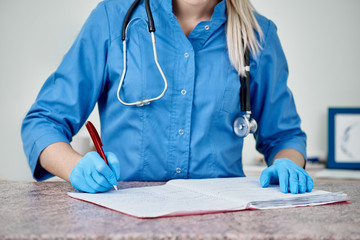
left=117, top=0, right=168, bottom=107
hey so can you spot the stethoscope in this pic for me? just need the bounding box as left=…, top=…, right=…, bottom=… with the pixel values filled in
left=117, top=0, right=257, bottom=138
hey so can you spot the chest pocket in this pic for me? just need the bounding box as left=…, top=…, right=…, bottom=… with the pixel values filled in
left=221, top=65, right=241, bottom=114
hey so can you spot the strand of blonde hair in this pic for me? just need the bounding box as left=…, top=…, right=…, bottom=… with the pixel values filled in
left=226, top=0, right=263, bottom=76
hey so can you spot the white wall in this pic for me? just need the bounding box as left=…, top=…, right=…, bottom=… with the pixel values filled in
left=0, top=0, right=359, bottom=181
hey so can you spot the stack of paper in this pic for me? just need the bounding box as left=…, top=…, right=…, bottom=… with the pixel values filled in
left=68, top=177, right=347, bottom=218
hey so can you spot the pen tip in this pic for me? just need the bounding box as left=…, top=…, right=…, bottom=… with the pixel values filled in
left=114, top=185, right=118, bottom=191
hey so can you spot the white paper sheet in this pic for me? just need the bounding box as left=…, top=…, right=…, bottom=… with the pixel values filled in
left=68, top=177, right=347, bottom=218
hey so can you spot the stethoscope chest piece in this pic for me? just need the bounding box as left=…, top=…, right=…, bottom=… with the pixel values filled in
left=234, top=115, right=257, bottom=138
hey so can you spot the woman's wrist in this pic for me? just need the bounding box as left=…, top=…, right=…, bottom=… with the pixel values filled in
left=272, top=148, right=305, bottom=168
left=39, top=142, right=83, bottom=182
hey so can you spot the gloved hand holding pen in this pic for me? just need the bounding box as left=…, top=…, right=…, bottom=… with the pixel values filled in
left=70, top=151, right=120, bottom=193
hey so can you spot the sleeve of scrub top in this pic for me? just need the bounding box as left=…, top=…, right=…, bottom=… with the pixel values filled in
left=250, top=20, right=307, bottom=167
left=21, top=3, right=110, bottom=181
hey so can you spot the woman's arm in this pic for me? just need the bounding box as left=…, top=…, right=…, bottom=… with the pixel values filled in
left=39, top=142, right=120, bottom=193
left=245, top=17, right=311, bottom=193
left=39, top=142, right=82, bottom=182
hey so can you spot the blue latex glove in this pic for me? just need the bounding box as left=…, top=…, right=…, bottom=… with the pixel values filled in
left=70, top=151, right=120, bottom=193
left=260, top=158, right=313, bottom=194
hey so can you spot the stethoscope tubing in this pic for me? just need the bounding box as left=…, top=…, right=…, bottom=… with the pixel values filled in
left=117, top=18, right=168, bottom=107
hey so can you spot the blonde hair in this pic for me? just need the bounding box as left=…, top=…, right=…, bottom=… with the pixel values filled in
left=226, top=0, right=263, bottom=76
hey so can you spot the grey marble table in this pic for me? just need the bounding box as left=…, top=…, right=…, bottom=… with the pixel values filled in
left=0, top=180, right=359, bottom=240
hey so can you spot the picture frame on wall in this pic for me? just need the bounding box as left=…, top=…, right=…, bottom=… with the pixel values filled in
left=328, top=108, right=360, bottom=169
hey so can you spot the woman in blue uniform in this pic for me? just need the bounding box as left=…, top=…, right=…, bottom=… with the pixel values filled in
left=21, top=0, right=313, bottom=194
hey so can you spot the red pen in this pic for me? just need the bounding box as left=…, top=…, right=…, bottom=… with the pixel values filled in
left=85, top=121, right=118, bottom=190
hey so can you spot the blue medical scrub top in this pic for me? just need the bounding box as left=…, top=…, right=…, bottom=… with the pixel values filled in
left=21, top=0, right=307, bottom=181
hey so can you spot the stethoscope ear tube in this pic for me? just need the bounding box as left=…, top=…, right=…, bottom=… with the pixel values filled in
left=145, top=0, right=155, bottom=32
left=122, top=0, right=141, bottom=41
left=122, top=0, right=155, bottom=41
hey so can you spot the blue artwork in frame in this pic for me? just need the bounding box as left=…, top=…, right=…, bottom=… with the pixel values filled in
left=328, top=108, right=360, bottom=169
